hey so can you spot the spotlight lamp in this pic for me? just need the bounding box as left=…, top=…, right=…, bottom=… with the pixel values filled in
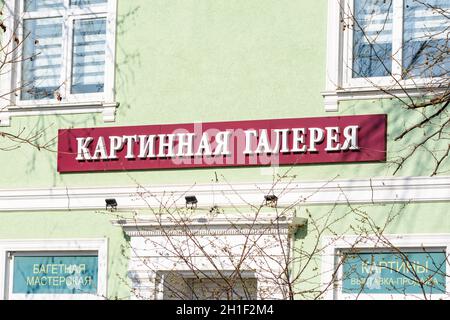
left=209, top=205, right=221, bottom=215
left=264, top=194, right=278, bottom=207
left=185, top=195, right=198, bottom=209
left=105, top=198, right=118, bottom=211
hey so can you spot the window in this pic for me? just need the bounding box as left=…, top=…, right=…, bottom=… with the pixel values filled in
left=321, top=235, right=450, bottom=300
left=160, top=271, right=258, bottom=300
left=341, top=249, right=446, bottom=295
left=0, top=239, right=107, bottom=300
left=0, top=0, right=117, bottom=125
left=9, top=252, right=99, bottom=296
left=323, top=0, right=450, bottom=110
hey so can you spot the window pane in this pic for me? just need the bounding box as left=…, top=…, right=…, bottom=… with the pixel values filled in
left=24, top=0, right=64, bottom=12
left=71, top=18, right=106, bottom=94
left=21, top=18, right=63, bottom=100
left=161, top=272, right=258, bottom=300
left=70, top=0, right=107, bottom=7
left=191, top=278, right=257, bottom=300
left=342, top=251, right=446, bottom=294
left=352, top=0, right=393, bottom=78
left=12, top=255, right=99, bottom=294
left=403, top=0, right=450, bottom=78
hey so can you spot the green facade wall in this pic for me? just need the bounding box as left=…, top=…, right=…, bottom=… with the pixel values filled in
left=293, top=202, right=450, bottom=299
left=0, top=0, right=448, bottom=299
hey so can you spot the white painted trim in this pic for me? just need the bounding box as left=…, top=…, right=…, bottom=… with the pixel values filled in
left=324, top=0, right=343, bottom=98
left=0, top=175, right=448, bottom=212
left=0, top=238, right=108, bottom=300
left=113, top=212, right=293, bottom=227
left=391, top=0, right=404, bottom=80
left=124, top=213, right=292, bottom=300
left=113, top=212, right=294, bottom=237
left=321, top=234, right=450, bottom=300
left=322, top=86, right=447, bottom=111
left=0, top=0, right=118, bottom=126
left=0, top=102, right=119, bottom=126
left=104, top=0, right=118, bottom=104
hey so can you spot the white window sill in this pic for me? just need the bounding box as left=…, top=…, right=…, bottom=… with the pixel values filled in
left=0, top=101, right=119, bottom=126
left=322, top=85, right=447, bottom=112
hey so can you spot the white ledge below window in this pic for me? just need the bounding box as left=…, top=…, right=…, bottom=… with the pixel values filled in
left=322, top=86, right=446, bottom=112
left=0, top=101, right=119, bottom=126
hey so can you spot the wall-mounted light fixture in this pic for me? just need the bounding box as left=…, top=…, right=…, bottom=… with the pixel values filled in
left=264, top=194, right=278, bottom=208
left=185, top=195, right=198, bottom=209
left=209, top=205, right=221, bottom=215
left=105, top=198, right=118, bottom=211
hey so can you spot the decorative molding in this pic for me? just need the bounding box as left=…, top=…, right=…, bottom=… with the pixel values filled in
left=123, top=228, right=290, bottom=237
left=322, top=87, right=447, bottom=112
left=113, top=213, right=293, bottom=237
left=102, top=103, right=118, bottom=122
left=324, top=0, right=342, bottom=108
left=323, top=94, right=339, bottom=112
left=0, top=175, right=449, bottom=212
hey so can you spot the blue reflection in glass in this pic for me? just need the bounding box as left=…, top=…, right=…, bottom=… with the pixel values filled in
left=352, top=0, right=393, bottom=78
left=24, top=0, right=64, bottom=12
left=71, top=18, right=107, bottom=94
left=403, top=0, right=450, bottom=78
left=21, top=18, right=63, bottom=100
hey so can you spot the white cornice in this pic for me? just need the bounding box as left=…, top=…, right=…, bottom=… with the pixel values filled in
left=112, top=213, right=294, bottom=237
left=322, top=87, right=447, bottom=112
left=0, top=175, right=449, bottom=212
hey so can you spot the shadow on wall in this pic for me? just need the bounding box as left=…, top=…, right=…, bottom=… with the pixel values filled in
left=115, top=5, right=142, bottom=115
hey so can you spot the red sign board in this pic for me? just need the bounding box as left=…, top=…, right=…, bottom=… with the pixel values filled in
left=57, top=114, right=387, bottom=173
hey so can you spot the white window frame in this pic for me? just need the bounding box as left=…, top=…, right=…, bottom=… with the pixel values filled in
left=0, top=238, right=108, bottom=300
left=156, top=270, right=258, bottom=300
left=323, top=0, right=448, bottom=111
left=321, top=234, right=450, bottom=300
left=0, top=0, right=118, bottom=126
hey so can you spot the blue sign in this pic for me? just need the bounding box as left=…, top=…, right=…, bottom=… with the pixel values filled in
left=342, top=251, right=446, bottom=294
left=13, top=255, right=98, bottom=294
